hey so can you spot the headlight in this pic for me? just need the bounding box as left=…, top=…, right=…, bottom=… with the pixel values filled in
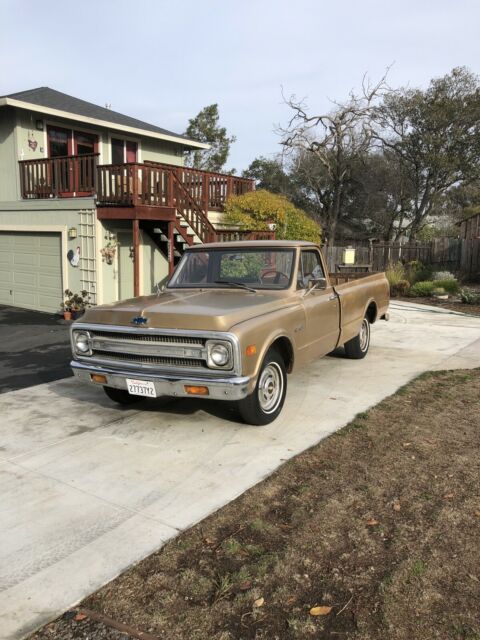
left=206, top=341, right=232, bottom=369
left=73, top=331, right=91, bottom=355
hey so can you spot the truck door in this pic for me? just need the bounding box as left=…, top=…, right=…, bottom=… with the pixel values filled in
left=298, top=249, right=340, bottom=358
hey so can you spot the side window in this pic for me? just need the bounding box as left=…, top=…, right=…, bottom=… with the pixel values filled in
left=298, top=250, right=325, bottom=289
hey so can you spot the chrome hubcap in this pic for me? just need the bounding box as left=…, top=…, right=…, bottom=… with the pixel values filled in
left=258, top=362, right=283, bottom=414
left=360, top=318, right=370, bottom=351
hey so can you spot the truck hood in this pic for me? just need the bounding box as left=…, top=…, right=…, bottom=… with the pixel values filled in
left=79, top=288, right=297, bottom=332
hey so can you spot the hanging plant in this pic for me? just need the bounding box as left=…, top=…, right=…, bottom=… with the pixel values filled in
left=100, top=240, right=119, bottom=265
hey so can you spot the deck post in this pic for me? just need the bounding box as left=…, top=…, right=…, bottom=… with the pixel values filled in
left=168, top=221, right=175, bottom=275
left=133, top=218, right=140, bottom=297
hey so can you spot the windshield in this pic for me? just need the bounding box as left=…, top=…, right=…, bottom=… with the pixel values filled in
left=168, top=248, right=295, bottom=290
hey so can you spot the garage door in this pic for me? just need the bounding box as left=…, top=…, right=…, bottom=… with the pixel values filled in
left=0, top=232, right=63, bottom=313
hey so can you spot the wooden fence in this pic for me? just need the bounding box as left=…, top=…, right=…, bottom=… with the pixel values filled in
left=323, top=238, right=480, bottom=279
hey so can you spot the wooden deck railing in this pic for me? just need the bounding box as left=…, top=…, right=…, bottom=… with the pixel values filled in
left=143, top=161, right=254, bottom=211
left=215, top=230, right=276, bottom=242
left=19, top=154, right=99, bottom=198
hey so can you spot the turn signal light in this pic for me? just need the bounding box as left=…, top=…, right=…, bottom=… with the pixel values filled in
left=184, top=385, right=209, bottom=396
left=246, top=344, right=257, bottom=356
left=91, top=374, right=107, bottom=384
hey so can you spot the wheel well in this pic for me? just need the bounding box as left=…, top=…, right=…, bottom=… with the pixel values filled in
left=270, top=336, right=294, bottom=373
left=366, top=301, right=377, bottom=323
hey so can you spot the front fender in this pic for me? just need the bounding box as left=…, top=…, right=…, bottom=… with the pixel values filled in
left=230, top=304, right=304, bottom=380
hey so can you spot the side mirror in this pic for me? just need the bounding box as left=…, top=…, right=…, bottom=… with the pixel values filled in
left=303, top=277, right=327, bottom=297
left=307, top=277, right=327, bottom=290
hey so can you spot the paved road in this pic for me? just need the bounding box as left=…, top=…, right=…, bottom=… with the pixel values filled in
left=1, top=301, right=480, bottom=640
left=0, top=305, right=71, bottom=393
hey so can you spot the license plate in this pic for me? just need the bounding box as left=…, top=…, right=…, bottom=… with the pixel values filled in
left=126, top=379, right=157, bottom=398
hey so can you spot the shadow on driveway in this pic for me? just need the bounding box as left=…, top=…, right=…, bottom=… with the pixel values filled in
left=0, top=304, right=72, bottom=394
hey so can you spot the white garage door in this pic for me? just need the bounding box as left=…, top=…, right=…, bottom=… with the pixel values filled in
left=0, top=232, right=63, bottom=313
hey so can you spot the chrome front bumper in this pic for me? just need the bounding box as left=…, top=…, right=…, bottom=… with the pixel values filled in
left=71, top=360, right=252, bottom=401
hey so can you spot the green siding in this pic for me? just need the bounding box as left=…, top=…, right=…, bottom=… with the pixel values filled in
left=140, top=137, right=184, bottom=166
left=0, top=199, right=96, bottom=298
left=0, top=107, right=20, bottom=201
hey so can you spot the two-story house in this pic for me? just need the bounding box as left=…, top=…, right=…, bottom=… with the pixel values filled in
left=0, top=87, right=261, bottom=313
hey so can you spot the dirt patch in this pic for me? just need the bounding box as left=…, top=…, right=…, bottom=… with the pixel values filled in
left=397, top=296, right=480, bottom=316
left=31, top=370, right=480, bottom=640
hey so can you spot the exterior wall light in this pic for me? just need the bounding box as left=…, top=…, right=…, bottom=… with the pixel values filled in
left=68, top=227, right=78, bottom=239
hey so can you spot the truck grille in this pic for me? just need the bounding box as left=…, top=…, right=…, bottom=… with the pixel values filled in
left=94, top=350, right=204, bottom=368
left=83, top=328, right=213, bottom=372
left=91, top=330, right=205, bottom=346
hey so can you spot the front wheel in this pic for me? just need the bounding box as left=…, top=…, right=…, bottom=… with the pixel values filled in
left=103, top=386, right=142, bottom=405
left=237, top=349, right=287, bottom=426
left=344, top=316, right=370, bottom=359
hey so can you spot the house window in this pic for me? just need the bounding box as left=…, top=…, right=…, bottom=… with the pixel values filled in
left=74, top=131, right=97, bottom=155
left=47, top=126, right=98, bottom=158
left=48, top=126, right=71, bottom=157
left=111, top=138, right=138, bottom=164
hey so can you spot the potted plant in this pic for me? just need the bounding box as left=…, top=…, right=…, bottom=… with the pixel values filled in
left=61, top=289, right=91, bottom=320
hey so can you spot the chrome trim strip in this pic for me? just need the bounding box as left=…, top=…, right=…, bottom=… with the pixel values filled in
left=71, top=323, right=243, bottom=375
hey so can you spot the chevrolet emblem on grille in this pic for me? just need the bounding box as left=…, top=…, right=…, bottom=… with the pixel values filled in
left=131, top=316, right=148, bottom=325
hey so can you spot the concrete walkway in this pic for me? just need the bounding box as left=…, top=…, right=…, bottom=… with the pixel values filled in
left=1, top=301, right=479, bottom=640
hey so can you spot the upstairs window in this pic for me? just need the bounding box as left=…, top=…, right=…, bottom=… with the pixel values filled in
left=48, top=126, right=71, bottom=157
left=111, top=138, right=138, bottom=164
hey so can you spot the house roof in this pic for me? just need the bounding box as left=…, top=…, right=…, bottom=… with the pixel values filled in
left=0, top=87, right=208, bottom=150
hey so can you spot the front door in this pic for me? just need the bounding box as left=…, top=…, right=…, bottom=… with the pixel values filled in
left=298, top=249, right=340, bottom=358
left=117, top=232, right=134, bottom=300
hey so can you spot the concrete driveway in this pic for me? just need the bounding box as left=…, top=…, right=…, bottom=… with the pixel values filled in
left=1, top=301, right=479, bottom=640
left=0, top=305, right=71, bottom=393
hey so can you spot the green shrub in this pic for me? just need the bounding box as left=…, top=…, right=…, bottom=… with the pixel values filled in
left=410, top=280, right=436, bottom=297
left=385, top=262, right=406, bottom=289
left=460, top=288, right=480, bottom=304
left=224, top=189, right=321, bottom=243
left=434, top=279, right=459, bottom=294
left=390, top=279, right=411, bottom=297
left=432, top=287, right=447, bottom=296
left=405, top=260, right=433, bottom=285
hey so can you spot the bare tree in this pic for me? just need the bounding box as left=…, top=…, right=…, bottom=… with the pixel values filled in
left=278, top=73, right=391, bottom=245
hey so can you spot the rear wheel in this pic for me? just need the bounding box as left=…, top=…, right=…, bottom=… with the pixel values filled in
left=103, top=386, right=142, bottom=405
left=344, top=316, right=370, bottom=359
left=237, top=348, right=287, bottom=426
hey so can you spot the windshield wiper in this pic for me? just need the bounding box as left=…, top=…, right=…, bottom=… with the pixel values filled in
left=214, top=280, right=256, bottom=293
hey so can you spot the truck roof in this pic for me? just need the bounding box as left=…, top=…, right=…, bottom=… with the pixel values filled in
left=186, top=240, right=319, bottom=250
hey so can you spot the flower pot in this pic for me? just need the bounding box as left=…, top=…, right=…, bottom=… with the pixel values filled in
left=63, top=310, right=72, bottom=321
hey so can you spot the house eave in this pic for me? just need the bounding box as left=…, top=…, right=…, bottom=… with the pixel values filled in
left=0, top=97, right=210, bottom=150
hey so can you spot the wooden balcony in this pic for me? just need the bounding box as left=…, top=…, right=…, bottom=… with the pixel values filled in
left=96, top=161, right=254, bottom=211
left=19, top=153, right=99, bottom=198
left=19, top=155, right=254, bottom=211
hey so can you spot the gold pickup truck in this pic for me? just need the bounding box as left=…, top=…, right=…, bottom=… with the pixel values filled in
left=71, top=241, right=389, bottom=425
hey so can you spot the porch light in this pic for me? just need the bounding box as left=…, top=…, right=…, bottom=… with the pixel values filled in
left=68, top=227, right=78, bottom=239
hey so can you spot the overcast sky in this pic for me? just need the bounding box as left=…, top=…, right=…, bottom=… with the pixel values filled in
left=1, top=0, right=479, bottom=172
